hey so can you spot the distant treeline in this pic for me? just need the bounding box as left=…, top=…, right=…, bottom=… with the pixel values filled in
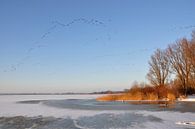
left=0, top=91, right=123, bottom=95
left=0, top=93, right=90, bottom=95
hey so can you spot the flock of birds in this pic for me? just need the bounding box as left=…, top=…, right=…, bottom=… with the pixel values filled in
left=2, top=18, right=195, bottom=73
left=2, top=18, right=108, bottom=73
left=27, top=18, right=106, bottom=54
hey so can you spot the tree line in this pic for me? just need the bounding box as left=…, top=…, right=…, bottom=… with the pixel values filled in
left=147, top=30, right=195, bottom=96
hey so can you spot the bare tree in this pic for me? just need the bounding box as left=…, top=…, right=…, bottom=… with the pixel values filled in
left=167, top=38, right=192, bottom=95
left=189, top=32, right=195, bottom=88
left=147, top=30, right=195, bottom=95
left=147, top=49, right=169, bottom=86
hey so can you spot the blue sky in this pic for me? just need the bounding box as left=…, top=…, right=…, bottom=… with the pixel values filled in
left=0, top=0, right=195, bottom=93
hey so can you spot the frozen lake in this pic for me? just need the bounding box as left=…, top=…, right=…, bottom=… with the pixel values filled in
left=0, top=95, right=195, bottom=129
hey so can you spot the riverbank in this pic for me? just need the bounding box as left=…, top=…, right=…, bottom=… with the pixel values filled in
left=96, top=93, right=175, bottom=102
left=96, top=94, right=195, bottom=103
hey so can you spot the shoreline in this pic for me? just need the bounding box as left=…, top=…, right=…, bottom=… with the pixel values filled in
left=96, top=94, right=195, bottom=103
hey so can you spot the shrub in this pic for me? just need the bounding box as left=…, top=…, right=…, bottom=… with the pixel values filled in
left=167, top=93, right=176, bottom=101
left=96, top=83, right=179, bottom=101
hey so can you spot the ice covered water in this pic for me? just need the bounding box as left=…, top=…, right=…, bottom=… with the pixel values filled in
left=0, top=95, right=195, bottom=129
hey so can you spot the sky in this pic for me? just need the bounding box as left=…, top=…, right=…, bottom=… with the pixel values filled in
left=0, top=0, right=195, bottom=93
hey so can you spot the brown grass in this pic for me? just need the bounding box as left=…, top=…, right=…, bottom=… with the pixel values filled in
left=96, top=85, right=179, bottom=102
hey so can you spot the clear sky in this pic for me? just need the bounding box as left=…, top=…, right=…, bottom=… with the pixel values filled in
left=0, top=0, right=195, bottom=93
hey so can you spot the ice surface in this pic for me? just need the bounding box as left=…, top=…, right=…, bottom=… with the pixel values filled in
left=0, top=95, right=104, bottom=118
left=0, top=95, right=195, bottom=129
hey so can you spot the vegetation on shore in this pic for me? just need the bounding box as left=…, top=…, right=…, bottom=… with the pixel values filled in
left=97, top=83, right=180, bottom=101
left=97, top=30, right=195, bottom=102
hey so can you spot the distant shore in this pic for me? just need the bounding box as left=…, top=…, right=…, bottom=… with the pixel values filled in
left=0, top=93, right=109, bottom=95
